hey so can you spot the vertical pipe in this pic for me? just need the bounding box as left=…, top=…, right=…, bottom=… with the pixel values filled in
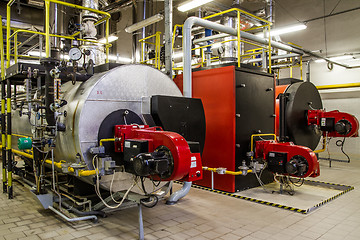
left=164, top=0, right=173, bottom=77
left=138, top=204, right=144, bottom=240
left=237, top=11, right=241, bottom=67
left=1, top=81, right=6, bottom=193
left=300, top=56, right=303, bottom=80
left=6, top=4, right=11, bottom=68
left=0, top=15, right=4, bottom=79
left=306, top=60, right=311, bottom=82
left=14, top=34, right=18, bottom=64
left=0, top=17, right=5, bottom=191
left=279, top=93, right=287, bottom=142
left=39, top=35, right=43, bottom=58
left=45, top=0, right=50, bottom=58
left=268, top=25, right=272, bottom=73
left=105, top=19, right=109, bottom=63
left=6, top=78, right=12, bottom=199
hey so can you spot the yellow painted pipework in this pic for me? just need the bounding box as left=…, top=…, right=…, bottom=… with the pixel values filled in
left=250, top=134, right=277, bottom=160
left=0, top=15, right=4, bottom=80
left=99, top=138, right=116, bottom=146
left=45, top=0, right=50, bottom=57
left=6, top=0, right=16, bottom=68
left=317, top=82, right=360, bottom=90
left=314, top=137, right=327, bottom=154
left=203, top=167, right=253, bottom=175
left=44, top=160, right=97, bottom=177
left=12, top=134, right=32, bottom=138
left=12, top=149, right=33, bottom=159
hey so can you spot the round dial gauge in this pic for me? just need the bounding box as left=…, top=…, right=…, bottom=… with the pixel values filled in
left=69, top=47, right=82, bottom=61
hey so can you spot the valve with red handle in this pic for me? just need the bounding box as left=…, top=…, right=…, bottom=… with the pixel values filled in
left=307, top=109, right=359, bottom=138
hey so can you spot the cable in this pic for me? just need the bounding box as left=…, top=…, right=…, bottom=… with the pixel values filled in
left=141, top=195, right=158, bottom=208
left=93, top=155, right=137, bottom=209
left=336, top=137, right=351, bottom=163
left=273, top=0, right=303, bottom=24
left=289, top=177, right=304, bottom=187
left=329, top=0, right=343, bottom=15
left=323, top=0, right=328, bottom=57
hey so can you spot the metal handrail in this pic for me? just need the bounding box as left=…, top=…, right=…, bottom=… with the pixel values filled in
left=139, top=32, right=162, bottom=70
left=6, top=0, right=111, bottom=67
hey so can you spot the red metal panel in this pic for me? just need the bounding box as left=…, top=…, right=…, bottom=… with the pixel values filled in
left=174, top=66, right=236, bottom=192
left=274, top=85, right=289, bottom=136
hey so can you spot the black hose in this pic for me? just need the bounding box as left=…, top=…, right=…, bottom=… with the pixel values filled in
left=336, top=137, right=351, bottom=163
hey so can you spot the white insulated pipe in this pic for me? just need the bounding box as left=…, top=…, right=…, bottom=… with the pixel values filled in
left=182, top=17, right=304, bottom=97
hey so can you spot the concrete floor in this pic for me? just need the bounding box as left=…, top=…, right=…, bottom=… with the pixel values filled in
left=1, top=156, right=360, bottom=240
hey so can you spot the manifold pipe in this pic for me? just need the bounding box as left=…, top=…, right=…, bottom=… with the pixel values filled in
left=166, top=181, right=192, bottom=205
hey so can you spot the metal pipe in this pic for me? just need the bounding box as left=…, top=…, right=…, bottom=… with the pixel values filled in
left=0, top=16, right=6, bottom=193
left=314, top=137, right=326, bottom=153
left=193, top=33, right=230, bottom=44
left=306, top=60, right=311, bottom=82
left=12, top=149, right=33, bottom=159
left=48, top=206, right=97, bottom=222
left=203, top=167, right=253, bottom=176
left=243, top=53, right=299, bottom=64
left=138, top=204, right=144, bottom=240
left=164, top=0, right=173, bottom=77
left=166, top=181, right=192, bottom=205
left=183, top=17, right=239, bottom=97
left=45, top=0, right=50, bottom=58
left=17, top=34, right=38, bottom=51
left=6, top=77, right=12, bottom=199
left=317, top=82, right=360, bottom=90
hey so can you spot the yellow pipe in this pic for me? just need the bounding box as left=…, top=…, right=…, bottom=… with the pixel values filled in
left=99, top=138, right=116, bottom=146
left=203, top=8, right=271, bottom=25
left=9, top=149, right=96, bottom=178
left=317, top=82, right=360, bottom=90
left=12, top=134, right=32, bottom=138
left=49, top=0, right=110, bottom=19
left=45, top=0, right=50, bottom=58
left=6, top=4, right=12, bottom=68
left=0, top=15, right=4, bottom=80
left=314, top=137, right=327, bottom=154
left=14, top=34, right=17, bottom=63
left=203, top=167, right=253, bottom=176
left=45, top=159, right=96, bottom=177
left=105, top=19, right=109, bottom=63
left=237, top=10, right=241, bottom=68
left=9, top=30, right=111, bottom=47
left=250, top=134, right=277, bottom=160
left=12, top=149, right=33, bottom=159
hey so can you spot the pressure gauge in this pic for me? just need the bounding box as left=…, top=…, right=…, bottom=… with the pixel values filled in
left=69, top=47, right=82, bottom=61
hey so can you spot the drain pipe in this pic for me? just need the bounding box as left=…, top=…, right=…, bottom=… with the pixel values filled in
left=306, top=60, right=312, bottom=82
left=166, top=181, right=192, bottom=205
